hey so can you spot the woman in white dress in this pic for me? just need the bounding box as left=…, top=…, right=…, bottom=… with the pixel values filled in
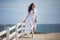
left=23, top=3, right=37, bottom=38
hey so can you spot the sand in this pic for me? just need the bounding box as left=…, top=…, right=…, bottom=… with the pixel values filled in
left=19, top=33, right=60, bottom=40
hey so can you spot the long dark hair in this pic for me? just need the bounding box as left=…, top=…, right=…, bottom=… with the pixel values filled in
left=28, top=3, right=34, bottom=13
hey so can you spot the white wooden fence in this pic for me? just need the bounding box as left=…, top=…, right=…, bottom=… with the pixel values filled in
left=0, top=23, right=25, bottom=40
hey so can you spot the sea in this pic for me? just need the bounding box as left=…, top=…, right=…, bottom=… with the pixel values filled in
left=0, top=24, right=60, bottom=33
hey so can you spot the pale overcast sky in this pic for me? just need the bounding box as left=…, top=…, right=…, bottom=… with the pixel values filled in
left=0, top=0, right=60, bottom=24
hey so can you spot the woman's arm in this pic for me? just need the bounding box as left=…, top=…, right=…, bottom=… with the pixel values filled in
left=34, top=15, right=37, bottom=23
left=23, top=13, right=29, bottom=23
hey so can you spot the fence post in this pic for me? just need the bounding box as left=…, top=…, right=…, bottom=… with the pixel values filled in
left=6, top=26, right=10, bottom=40
left=16, top=24, right=19, bottom=40
left=21, top=23, right=24, bottom=37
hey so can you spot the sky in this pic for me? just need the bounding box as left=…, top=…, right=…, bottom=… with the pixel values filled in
left=0, top=0, right=60, bottom=24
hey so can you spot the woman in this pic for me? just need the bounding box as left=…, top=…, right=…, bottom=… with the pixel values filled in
left=23, top=3, right=37, bottom=38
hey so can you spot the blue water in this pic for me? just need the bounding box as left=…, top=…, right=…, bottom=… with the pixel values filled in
left=36, top=24, right=60, bottom=33
left=0, top=24, right=60, bottom=33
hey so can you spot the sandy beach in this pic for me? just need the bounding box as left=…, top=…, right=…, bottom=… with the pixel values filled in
left=19, top=33, right=60, bottom=40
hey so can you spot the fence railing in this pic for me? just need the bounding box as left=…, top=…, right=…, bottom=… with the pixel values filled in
left=0, top=23, right=25, bottom=40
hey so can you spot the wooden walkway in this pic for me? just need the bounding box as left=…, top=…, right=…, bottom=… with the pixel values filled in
left=19, top=33, right=60, bottom=40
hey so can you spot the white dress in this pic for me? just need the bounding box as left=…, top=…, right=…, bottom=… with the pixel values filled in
left=23, top=10, right=37, bottom=34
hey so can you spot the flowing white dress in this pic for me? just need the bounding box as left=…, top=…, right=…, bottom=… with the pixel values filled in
left=23, top=10, right=37, bottom=34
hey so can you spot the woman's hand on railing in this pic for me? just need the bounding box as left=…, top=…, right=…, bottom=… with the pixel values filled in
left=22, top=20, right=26, bottom=25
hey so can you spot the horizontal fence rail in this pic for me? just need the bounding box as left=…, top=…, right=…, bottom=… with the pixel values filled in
left=0, top=23, right=25, bottom=40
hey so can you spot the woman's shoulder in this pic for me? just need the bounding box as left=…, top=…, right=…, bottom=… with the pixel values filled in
left=30, top=9, right=37, bottom=13
left=34, top=9, right=37, bottom=12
